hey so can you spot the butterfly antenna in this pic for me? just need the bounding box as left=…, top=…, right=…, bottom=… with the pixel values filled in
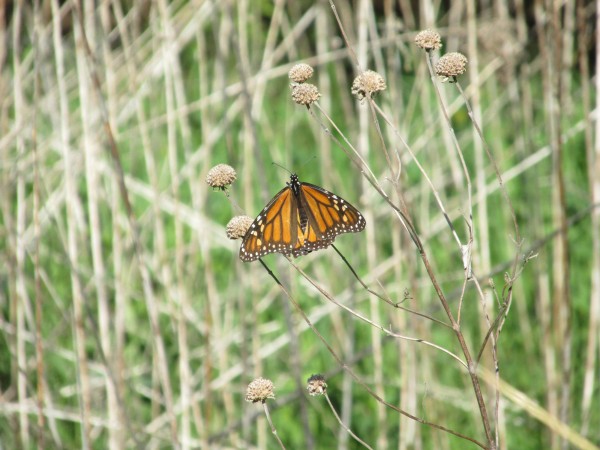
left=272, top=162, right=293, bottom=175
left=298, top=156, right=316, bottom=171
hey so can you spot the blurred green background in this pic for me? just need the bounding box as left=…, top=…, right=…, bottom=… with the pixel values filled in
left=0, top=0, right=598, bottom=449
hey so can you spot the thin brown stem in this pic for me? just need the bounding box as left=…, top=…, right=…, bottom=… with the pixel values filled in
left=455, top=82, right=521, bottom=245
left=324, top=392, right=374, bottom=450
left=288, top=258, right=467, bottom=367
left=331, top=245, right=451, bottom=328
left=32, top=0, right=45, bottom=444
left=370, top=102, right=464, bottom=251
left=261, top=402, right=287, bottom=450
left=72, top=1, right=179, bottom=445
left=425, top=53, right=474, bottom=246
left=258, top=259, right=487, bottom=449
left=314, top=88, right=493, bottom=444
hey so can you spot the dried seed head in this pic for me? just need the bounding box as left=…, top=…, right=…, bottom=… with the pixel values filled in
left=291, top=83, right=321, bottom=106
left=351, top=70, right=386, bottom=100
left=226, top=216, right=253, bottom=240
left=245, top=377, right=275, bottom=403
left=288, top=63, right=314, bottom=83
left=306, top=374, right=327, bottom=396
left=435, top=52, right=468, bottom=80
left=414, top=29, right=442, bottom=51
left=206, top=164, right=237, bottom=189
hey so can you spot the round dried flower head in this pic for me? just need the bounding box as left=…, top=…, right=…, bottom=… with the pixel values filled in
left=435, top=52, right=468, bottom=80
left=226, top=215, right=253, bottom=240
left=291, top=83, right=321, bottom=106
left=245, top=377, right=275, bottom=403
left=288, top=63, right=314, bottom=83
left=414, top=29, right=442, bottom=51
left=206, top=164, right=237, bottom=190
left=351, top=70, right=386, bottom=100
left=306, top=374, right=327, bottom=396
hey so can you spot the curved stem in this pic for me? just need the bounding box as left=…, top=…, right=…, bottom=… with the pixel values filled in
left=331, top=245, right=452, bottom=329
left=258, top=259, right=487, bottom=449
left=324, top=392, right=373, bottom=450
left=262, top=402, right=287, bottom=450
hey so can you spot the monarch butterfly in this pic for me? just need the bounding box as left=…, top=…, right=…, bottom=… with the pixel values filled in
left=240, top=173, right=366, bottom=262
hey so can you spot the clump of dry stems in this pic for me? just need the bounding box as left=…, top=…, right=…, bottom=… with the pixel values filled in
left=216, top=12, right=528, bottom=449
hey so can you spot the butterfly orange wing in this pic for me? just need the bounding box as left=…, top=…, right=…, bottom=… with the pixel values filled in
left=239, top=186, right=299, bottom=261
left=292, top=182, right=366, bottom=256
left=240, top=175, right=365, bottom=261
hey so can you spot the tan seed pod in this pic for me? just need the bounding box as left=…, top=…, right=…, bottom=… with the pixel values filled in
left=288, top=63, right=314, bottom=83
left=226, top=216, right=253, bottom=240
left=435, top=52, right=468, bottom=80
left=351, top=70, right=386, bottom=100
left=414, top=29, right=442, bottom=51
left=245, top=377, right=275, bottom=403
left=206, top=164, right=237, bottom=189
left=291, top=83, right=321, bottom=106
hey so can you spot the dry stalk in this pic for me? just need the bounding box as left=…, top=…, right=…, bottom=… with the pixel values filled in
left=72, top=0, right=179, bottom=445
left=50, top=1, right=92, bottom=446
left=287, top=257, right=467, bottom=368
left=102, top=4, right=139, bottom=447
left=32, top=1, right=46, bottom=445
left=578, top=0, right=600, bottom=436
left=325, top=4, right=497, bottom=447
left=331, top=245, right=452, bottom=328
left=322, top=391, right=373, bottom=450
left=261, top=402, right=287, bottom=450
left=353, top=3, right=388, bottom=446
left=157, top=1, right=195, bottom=447
left=258, top=259, right=486, bottom=449
left=11, top=2, right=36, bottom=447
left=534, top=3, right=572, bottom=448
left=74, top=5, right=118, bottom=449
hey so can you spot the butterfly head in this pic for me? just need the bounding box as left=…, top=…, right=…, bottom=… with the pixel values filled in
left=288, top=173, right=301, bottom=196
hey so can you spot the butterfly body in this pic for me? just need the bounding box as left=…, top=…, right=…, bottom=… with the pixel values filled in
left=240, top=174, right=366, bottom=262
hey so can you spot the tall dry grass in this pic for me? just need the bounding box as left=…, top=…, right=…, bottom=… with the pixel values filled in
left=0, top=1, right=598, bottom=449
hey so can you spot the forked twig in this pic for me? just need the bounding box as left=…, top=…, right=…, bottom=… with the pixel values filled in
left=257, top=259, right=487, bottom=449
left=331, top=244, right=451, bottom=328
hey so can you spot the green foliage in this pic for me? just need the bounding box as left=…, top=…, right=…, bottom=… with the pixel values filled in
left=1, top=1, right=597, bottom=449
